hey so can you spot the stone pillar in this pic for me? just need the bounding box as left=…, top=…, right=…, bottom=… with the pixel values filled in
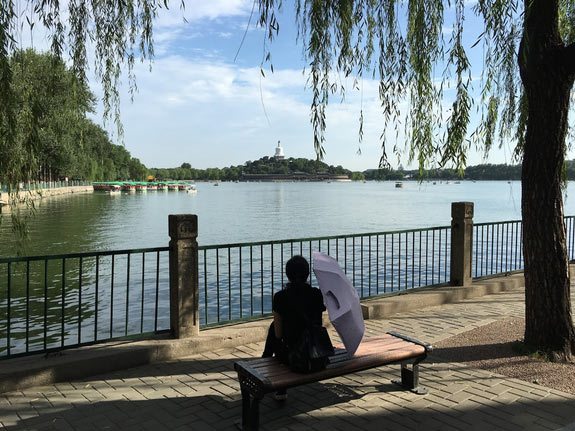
left=450, top=202, right=474, bottom=286
left=169, top=214, right=200, bottom=338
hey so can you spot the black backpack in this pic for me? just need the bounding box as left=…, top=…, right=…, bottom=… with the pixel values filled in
left=287, top=315, right=335, bottom=373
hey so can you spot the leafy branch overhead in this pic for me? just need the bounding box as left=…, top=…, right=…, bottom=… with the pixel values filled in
left=0, top=50, right=148, bottom=186
left=256, top=1, right=574, bottom=172
left=0, top=0, right=163, bottom=187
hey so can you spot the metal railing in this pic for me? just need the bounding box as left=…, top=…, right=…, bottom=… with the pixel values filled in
left=198, top=226, right=451, bottom=326
left=3, top=215, right=575, bottom=359
left=472, top=216, right=575, bottom=279
left=0, top=247, right=169, bottom=358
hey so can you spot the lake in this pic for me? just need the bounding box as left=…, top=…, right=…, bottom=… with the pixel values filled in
left=1, top=180, right=571, bottom=258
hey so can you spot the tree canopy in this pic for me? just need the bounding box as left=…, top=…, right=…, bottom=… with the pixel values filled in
left=0, top=50, right=147, bottom=186
left=257, top=1, right=574, bottom=170
left=0, top=0, right=161, bottom=188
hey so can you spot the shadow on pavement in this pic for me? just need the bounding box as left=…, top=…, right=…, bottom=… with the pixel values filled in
left=2, top=382, right=575, bottom=431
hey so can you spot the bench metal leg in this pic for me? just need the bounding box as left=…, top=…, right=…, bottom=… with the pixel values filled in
left=235, top=386, right=262, bottom=431
left=391, top=358, right=428, bottom=395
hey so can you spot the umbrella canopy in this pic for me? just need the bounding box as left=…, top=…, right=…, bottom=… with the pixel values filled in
left=312, top=251, right=365, bottom=356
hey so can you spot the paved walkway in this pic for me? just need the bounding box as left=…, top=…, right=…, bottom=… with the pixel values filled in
left=1, top=287, right=575, bottom=430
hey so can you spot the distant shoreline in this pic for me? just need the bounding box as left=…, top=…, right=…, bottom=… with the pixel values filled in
left=0, top=185, right=93, bottom=213
left=239, top=173, right=351, bottom=182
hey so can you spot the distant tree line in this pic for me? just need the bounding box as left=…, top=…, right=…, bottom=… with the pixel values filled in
left=364, top=161, right=575, bottom=181
left=152, top=158, right=575, bottom=183
left=1, top=50, right=147, bottom=185
left=149, top=156, right=366, bottom=181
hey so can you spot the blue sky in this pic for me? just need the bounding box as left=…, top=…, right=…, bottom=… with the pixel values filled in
left=23, top=0, right=546, bottom=171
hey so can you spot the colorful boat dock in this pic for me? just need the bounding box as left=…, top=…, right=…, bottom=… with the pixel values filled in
left=93, top=181, right=195, bottom=193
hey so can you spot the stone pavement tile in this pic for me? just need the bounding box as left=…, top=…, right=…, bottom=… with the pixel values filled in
left=528, top=401, right=575, bottom=424
left=170, top=421, right=210, bottom=431
left=529, top=387, right=553, bottom=398
left=0, top=411, right=21, bottom=428
left=533, top=417, right=565, bottom=430
left=481, top=381, right=513, bottom=395
left=425, top=406, right=471, bottom=429
left=435, top=382, right=468, bottom=395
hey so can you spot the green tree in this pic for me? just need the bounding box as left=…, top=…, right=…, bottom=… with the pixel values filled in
left=256, top=1, right=575, bottom=360
left=1, top=50, right=95, bottom=185
left=350, top=172, right=365, bottom=181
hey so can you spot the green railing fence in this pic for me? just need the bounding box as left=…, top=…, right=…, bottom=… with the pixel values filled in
left=2, top=214, right=575, bottom=359
left=0, top=247, right=170, bottom=358
left=197, top=226, right=451, bottom=326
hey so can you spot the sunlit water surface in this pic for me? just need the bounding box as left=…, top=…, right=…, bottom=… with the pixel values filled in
left=2, top=180, right=573, bottom=256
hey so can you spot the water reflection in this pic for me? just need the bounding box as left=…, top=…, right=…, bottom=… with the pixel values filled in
left=0, top=250, right=170, bottom=356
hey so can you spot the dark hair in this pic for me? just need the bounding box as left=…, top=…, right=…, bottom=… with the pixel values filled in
left=285, top=255, right=310, bottom=285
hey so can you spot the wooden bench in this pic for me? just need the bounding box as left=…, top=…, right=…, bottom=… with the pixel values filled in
left=234, top=331, right=432, bottom=430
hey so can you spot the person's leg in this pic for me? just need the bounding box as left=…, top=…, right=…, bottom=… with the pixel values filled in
left=262, top=322, right=276, bottom=358
left=262, top=323, right=289, bottom=401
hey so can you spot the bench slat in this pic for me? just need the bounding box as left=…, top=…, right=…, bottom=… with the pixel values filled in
left=269, top=346, right=425, bottom=389
left=252, top=339, right=414, bottom=379
left=234, top=334, right=426, bottom=391
left=249, top=343, right=424, bottom=385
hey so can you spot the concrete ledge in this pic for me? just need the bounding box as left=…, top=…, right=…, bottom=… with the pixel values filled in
left=0, top=186, right=93, bottom=213
left=361, top=272, right=524, bottom=320
left=0, top=318, right=273, bottom=394
left=0, top=272, right=525, bottom=394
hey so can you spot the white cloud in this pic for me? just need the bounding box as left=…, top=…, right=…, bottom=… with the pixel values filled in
left=153, top=0, right=252, bottom=28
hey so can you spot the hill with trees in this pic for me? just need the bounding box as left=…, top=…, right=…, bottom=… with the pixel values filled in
left=149, top=157, right=366, bottom=181
left=365, top=161, right=575, bottom=182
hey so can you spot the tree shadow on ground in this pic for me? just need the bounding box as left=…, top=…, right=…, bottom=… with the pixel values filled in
left=0, top=380, right=402, bottom=431
left=2, top=380, right=575, bottom=431
left=431, top=341, right=522, bottom=363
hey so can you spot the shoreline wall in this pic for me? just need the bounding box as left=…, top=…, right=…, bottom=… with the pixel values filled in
left=0, top=185, right=93, bottom=212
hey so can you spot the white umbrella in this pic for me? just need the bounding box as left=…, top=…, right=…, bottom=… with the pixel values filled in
left=312, top=251, right=365, bottom=356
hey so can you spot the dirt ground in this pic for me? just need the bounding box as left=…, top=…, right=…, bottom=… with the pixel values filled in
left=432, top=317, right=575, bottom=395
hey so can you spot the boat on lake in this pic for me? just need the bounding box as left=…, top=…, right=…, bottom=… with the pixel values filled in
left=122, top=183, right=136, bottom=192
left=395, top=182, right=404, bottom=188
left=93, top=181, right=196, bottom=193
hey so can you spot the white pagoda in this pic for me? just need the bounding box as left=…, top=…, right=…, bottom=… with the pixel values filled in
left=274, top=141, right=285, bottom=160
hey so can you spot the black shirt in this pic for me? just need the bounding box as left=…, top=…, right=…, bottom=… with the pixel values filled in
left=272, top=283, right=326, bottom=347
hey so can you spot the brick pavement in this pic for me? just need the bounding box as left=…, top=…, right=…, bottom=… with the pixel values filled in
left=1, top=287, right=575, bottom=431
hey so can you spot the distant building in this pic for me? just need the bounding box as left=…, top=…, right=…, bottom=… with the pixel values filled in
left=240, top=173, right=350, bottom=182
left=274, top=141, right=285, bottom=160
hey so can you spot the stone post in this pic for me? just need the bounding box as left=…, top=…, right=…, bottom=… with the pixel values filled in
left=169, top=214, right=200, bottom=338
left=450, top=202, right=474, bottom=286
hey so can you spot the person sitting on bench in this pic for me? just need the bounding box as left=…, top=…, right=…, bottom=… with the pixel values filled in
left=261, top=255, right=328, bottom=398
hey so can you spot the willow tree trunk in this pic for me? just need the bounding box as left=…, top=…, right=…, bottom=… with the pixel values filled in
left=520, top=0, right=575, bottom=361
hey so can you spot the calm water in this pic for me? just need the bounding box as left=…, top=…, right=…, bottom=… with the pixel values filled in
left=2, top=180, right=572, bottom=257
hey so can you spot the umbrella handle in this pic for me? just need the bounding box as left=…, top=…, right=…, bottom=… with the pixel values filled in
left=324, top=290, right=340, bottom=311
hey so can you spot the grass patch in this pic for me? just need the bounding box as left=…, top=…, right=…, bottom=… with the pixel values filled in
left=511, top=340, right=551, bottom=361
